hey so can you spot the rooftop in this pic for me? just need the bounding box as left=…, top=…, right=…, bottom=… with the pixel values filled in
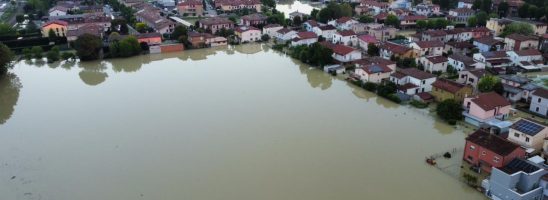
left=511, top=119, right=546, bottom=136
left=432, top=78, right=467, bottom=93
left=470, top=92, right=511, bottom=111
left=399, top=68, right=436, bottom=80
left=466, top=129, right=521, bottom=156
left=499, top=158, right=541, bottom=174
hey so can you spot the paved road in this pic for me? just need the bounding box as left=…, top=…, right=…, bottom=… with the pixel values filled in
left=203, top=0, right=217, bottom=17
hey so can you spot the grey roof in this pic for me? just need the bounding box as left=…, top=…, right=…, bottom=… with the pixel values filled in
left=500, top=75, right=531, bottom=84
left=521, top=83, right=540, bottom=91
left=501, top=158, right=541, bottom=174
left=503, top=84, right=522, bottom=94
left=511, top=119, right=546, bottom=136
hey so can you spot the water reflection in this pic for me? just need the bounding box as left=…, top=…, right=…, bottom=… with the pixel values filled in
left=0, top=73, right=21, bottom=125
left=296, top=61, right=333, bottom=90
left=276, top=0, right=322, bottom=17
left=78, top=62, right=109, bottom=86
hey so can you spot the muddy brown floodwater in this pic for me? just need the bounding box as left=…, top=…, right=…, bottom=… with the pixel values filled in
left=0, top=44, right=486, bottom=200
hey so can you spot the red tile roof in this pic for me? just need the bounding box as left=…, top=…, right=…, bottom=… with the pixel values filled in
left=337, top=30, right=356, bottom=36
left=380, top=42, right=411, bottom=54
left=358, top=35, right=378, bottom=43
left=415, top=40, right=444, bottom=48
left=514, top=49, right=542, bottom=56
left=470, top=92, right=511, bottom=111
left=466, top=129, right=522, bottom=156
left=400, top=68, right=436, bottom=80
left=432, top=78, right=467, bottom=93
left=506, top=33, right=538, bottom=42
left=296, top=31, right=317, bottom=39
left=533, top=88, right=548, bottom=99
left=320, top=42, right=357, bottom=55
left=426, top=56, right=448, bottom=64
left=42, top=20, right=68, bottom=27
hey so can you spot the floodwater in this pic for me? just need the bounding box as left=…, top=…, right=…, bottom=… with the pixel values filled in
left=0, top=44, right=485, bottom=200
left=276, top=0, right=323, bottom=17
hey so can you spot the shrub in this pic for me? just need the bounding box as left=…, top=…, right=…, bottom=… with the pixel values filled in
left=410, top=100, right=428, bottom=109
left=363, top=82, right=378, bottom=92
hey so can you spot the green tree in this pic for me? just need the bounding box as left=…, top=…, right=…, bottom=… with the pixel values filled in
left=171, top=25, right=188, bottom=41
left=46, top=47, right=60, bottom=63
left=0, top=23, right=16, bottom=37
left=261, top=34, right=270, bottom=42
left=481, top=0, right=492, bottom=13
left=367, top=43, right=379, bottom=56
left=472, top=0, right=482, bottom=10
left=292, top=16, right=303, bottom=26
left=15, top=15, right=25, bottom=23
left=31, top=46, right=43, bottom=59
left=436, top=99, right=463, bottom=125
left=261, top=0, right=276, bottom=7
left=310, top=9, right=319, bottom=20
left=61, top=52, right=75, bottom=61
left=518, top=3, right=529, bottom=18
left=48, top=29, right=57, bottom=40
left=135, top=22, right=147, bottom=33
left=477, top=75, right=500, bottom=92
left=22, top=48, right=32, bottom=60
left=385, top=14, right=400, bottom=27
left=497, top=2, right=509, bottom=17
left=0, top=42, right=15, bottom=76
left=358, top=15, right=374, bottom=23
left=467, top=16, right=477, bottom=27
left=475, top=11, right=488, bottom=26
left=74, top=33, right=102, bottom=61
left=416, top=20, right=428, bottom=30
left=501, top=22, right=534, bottom=36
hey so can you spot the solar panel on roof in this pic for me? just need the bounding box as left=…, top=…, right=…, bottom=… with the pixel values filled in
left=512, top=120, right=544, bottom=136
left=370, top=65, right=383, bottom=73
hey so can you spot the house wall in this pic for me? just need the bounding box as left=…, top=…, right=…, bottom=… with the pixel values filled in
left=263, top=27, right=283, bottom=38
left=463, top=98, right=511, bottom=120
left=355, top=68, right=391, bottom=84
left=238, top=30, right=261, bottom=42
left=463, top=141, right=525, bottom=173
left=333, top=51, right=362, bottom=63
left=42, top=24, right=67, bottom=37
left=49, top=10, right=67, bottom=16
left=488, top=168, right=547, bottom=200
left=138, top=37, right=162, bottom=46
left=530, top=95, right=548, bottom=117
left=408, top=77, right=435, bottom=94
left=508, top=127, right=548, bottom=152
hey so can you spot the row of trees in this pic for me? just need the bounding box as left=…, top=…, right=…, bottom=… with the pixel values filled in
left=108, top=34, right=142, bottom=58
left=416, top=18, right=451, bottom=30
left=290, top=43, right=334, bottom=67
left=312, top=2, right=353, bottom=23
left=0, top=42, right=15, bottom=76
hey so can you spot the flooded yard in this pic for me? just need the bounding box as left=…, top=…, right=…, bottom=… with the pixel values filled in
left=0, top=44, right=485, bottom=200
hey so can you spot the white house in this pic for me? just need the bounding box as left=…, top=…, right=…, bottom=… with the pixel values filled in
left=354, top=64, right=394, bottom=84
left=473, top=37, right=505, bottom=53
left=49, top=6, right=68, bottom=16
left=457, top=0, right=473, bottom=8
left=262, top=24, right=283, bottom=38
left=473, top=51, right=511, bottom=69
left=312, top=25, right=337, bottom=41
left=418, top=56, right=449, bottom=73
left=456, top=69, right=486, bottom=89
left=321, top=42, right=362, bottom=63
left=234, top=26, right=261, bottom=43
left=448, top=53, right=478, bottom=71
left=275, top=28, right=297, bottom=42
left=507, top=118, right=548, bottom=153
left=506, top=49, right=545, bottom=70
left=530, top=88, right=548, bottom=117
left=291, top=32, right=318, bottom=47
left=390, top=68, right=437, bottom=95
left=410, top=41, right=444, bottom=57
left=332, top=30, right=357, bottom=46
left=328, top=17, right=359, bottom=30
left=303, top=20, right=320, bottom=32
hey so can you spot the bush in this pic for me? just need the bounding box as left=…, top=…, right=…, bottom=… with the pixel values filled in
left=386, top=94, right=402, bottom=104
left=436, top=99, right=463, bottom=123
left=410, top=100, right=428, bottom=109
left=61, top=52, right=75, bottom=60
left=31, top=46, right=43, bottom=59
left=363, top=82, right=378, bottom=92
left=46, top=49, right=60, bottom=63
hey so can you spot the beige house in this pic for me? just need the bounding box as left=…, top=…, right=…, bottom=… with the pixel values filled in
left=41, top=20, right=68, bottom=37
left=504, top=34, right=540, bottom=51
left=177, top=0, right=204, bottom=17
left=507, top=118, right=548, bottom=153
left=354, top=63, right=394, bottom=84
left=487, top=18, right=547, bottom=36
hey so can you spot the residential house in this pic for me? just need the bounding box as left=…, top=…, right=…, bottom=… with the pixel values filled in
left=291, top=31, right=318, bottom=46
left=507, top=118, right=548, bottom=153
left=445, top=28, right=473, bottom=42
left=358, top=34, right=379, bottom=51
left=199, top=17, right=234, bottom=34
left=41, top=20, right=68, bottom=37
left=473, top=51, right=511, bottom=69
left=449, top=53, right=478, bottom=71
left=463, top=129, right=526, bottom=173
left=487, top=18, right=548, bottom=36
left=473, top=37, right=505, bottom=53
left=262, top=24, right=283, bottom=38
left=214, top=0, right=261, bottom=13
left=177, top=0, right=204, bottom=17
left=456, top=69, right=487, bottom=89
left=499, top=74, right=536, bottom=102
left=431, top=78, right=473, bottom=102
left=234, top=26, right=261, bottom=43
left=391, top=68, right=437, bottom=95
left=412, top=3, right=440, bottom=16
left=332, top=30, right=357, bottom=46
left=303, top=20, right=320, bottom=32
left=457, top=0, right=473, bottom=8
left=421, top=30, right=447, bottom=42
left=328, top=17, right=359, bottom=30
left=369, top=27, right=397, bottom=41
left=135, top=6, right=175, bottom=34
left=288, top=11, right=308, bottom=21
left=240, top=13, right=268, bottom=27
left=188, top=32, right=227, bottom=48
left=136, top=32, right=162, bottom=46
left=275, top=28, right=297, bottom=42
left=411, top=41, right=444, bottom=57
left=484, top=158, right=547, bottom=200
left=320, top=42, right=362, bottom=63
left=463, top=92, right=512, bottom=126
left=66, top=24, right=103, bottom=43
left=445, top=41, right=475, bottom=55
left=360, top=1, right=389, bottom=15
left=49, top=6, right=68, bottom=17
left=530, top=88, right=548, bottom=117
left=379, top=42, right=415, bottom=59
left=471, top=26, right=492, bottom=39
left=507, top=49, right=544, bottom=70
left=354, top=64, right=394, bottom=84
left=448, top=8, right=474, bottom=24
left=504, top=34, right=540, bottom=51
left=312, top=25, right=337, bottom=41
left=418, top=55, right=448, bottom=73
left=400, top=15, right=427, bottom=28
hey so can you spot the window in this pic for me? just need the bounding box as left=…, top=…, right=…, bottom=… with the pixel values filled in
left=539, top=98, right=542, bottom=103
left=493, top=157, right=500, bottom=163
left=481, top=151, right=486, bottom=156
left=537, top=107, right=540, bottom=112
left=469, top=145, right=475, bottom=150
left=526, top=137, right=530, bottom=142
left=514, top=133, right=520, bottom=138
left=467, top=156, right=473, bottom=161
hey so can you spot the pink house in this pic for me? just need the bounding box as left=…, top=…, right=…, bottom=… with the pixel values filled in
left=463, top=129, right=526, bottom=173
left=137, top=33, right=162, bottom=46
left=463, top=92, right=511, bottom=126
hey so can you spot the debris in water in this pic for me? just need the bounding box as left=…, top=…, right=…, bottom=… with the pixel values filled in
left=443, top=152, right=452, bottom=159
left=11, top=176, right=15, bottom=180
